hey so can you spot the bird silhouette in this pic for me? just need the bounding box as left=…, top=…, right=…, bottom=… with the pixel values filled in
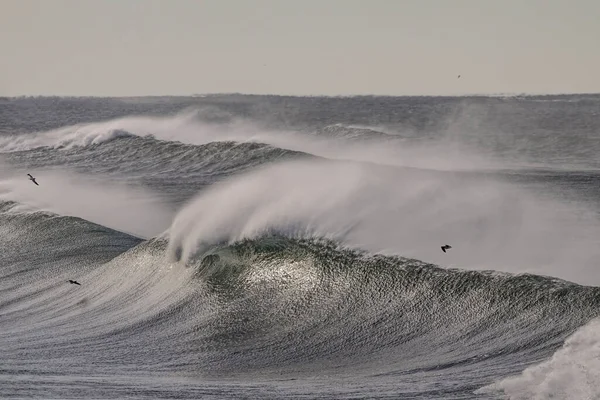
left=27, top=174, right=39, bottom=186
left=441, top=245, right=452, bottom=253
left=68, top=280, right=81, bottom=286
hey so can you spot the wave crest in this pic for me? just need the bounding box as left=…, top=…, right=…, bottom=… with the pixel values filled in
left=165, top=158, right=600, bottom=283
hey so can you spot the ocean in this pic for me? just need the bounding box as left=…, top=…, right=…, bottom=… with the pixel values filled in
left=1, top=94, right=599, bottom=399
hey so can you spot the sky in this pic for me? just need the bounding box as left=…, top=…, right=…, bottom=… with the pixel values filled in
left=1, top=0, right=599, bottom=96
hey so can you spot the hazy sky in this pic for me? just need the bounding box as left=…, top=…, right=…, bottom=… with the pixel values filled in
left=1, top=0, right=599, bottom=96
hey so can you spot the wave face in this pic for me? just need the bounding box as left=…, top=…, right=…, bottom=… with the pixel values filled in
left=1, top=95, right=600, bottom=399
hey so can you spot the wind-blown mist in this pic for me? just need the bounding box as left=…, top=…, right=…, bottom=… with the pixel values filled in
left=167, top=158, right=600, bottom=284
left=0, top=166, right=173, bottom=238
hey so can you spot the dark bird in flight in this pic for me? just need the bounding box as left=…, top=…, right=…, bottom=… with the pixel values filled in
left=441, top=245, right=452, bottom=253
left=68, top=280, right=81, bottom=286
left=27, top=174, right=39, bottom=186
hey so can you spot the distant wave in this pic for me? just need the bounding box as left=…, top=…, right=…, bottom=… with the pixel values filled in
left=313, top=124, right=402, bottom=141
left=0, top=127, right=138, bottom=151
left=0, top=109, right=280, bottom=152
left=0, top=108, right=500, bottom=172
left=2, top=135, right=314, bottom=188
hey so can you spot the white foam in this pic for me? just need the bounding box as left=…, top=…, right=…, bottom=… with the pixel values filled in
left=478, top=317, right=600, bottom=399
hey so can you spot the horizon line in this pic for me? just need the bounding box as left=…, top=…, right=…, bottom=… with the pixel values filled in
left=3, top=90, right=600, bottom=99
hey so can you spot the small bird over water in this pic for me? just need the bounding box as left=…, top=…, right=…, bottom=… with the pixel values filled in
left=27, top=174, right=39, bottom=186
left=441, top=245, right=452, bottom=253
left=68, top=280, right=81, bottom=286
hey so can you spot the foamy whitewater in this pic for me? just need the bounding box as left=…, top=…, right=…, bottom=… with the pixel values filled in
left=1, top=94, right=600, bottom=399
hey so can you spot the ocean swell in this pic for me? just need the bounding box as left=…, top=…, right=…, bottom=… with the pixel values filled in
left=2, top=195, right=600, bottom=397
